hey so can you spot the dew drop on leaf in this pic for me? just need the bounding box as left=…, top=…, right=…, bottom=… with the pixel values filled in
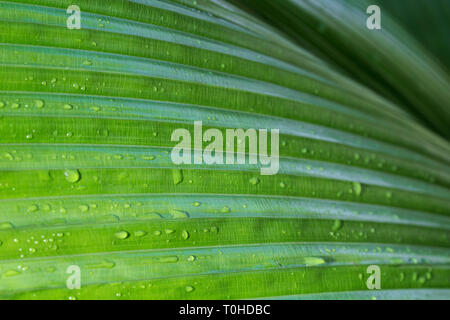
left=185, top=286, right=194, bottom=293
left=64, top=169, right=81, bottom=183
left=114, top=231, right=129, bottom=240
left=165, top=229, right=175, bottom=235
left=332, top=219, right=343, bottom=231
left=87, top=260, right=116, bottom=269
left=0, top=222, right=14, bottom=230
left=34, top=99, right=44, bottom=108
left=27, top=205, right=38, bottom=213
left=134, top=230, right=147, bottom=237
left=79, top=205, right=89, bottom=212
left=181, top=230, right=189, bottom=240
left=303, top=257, right=325, bottom=266
left=170, top=209, right=189, bottom=219
left=220, top=206, right=231, bottom=213
left=353, top=182, right=362, bottom=196
left=3, top=270, right=20, bottom=277
left=172, top=169, right=183, bottom=185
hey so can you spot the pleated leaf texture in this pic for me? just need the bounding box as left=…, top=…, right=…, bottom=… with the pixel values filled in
left=0, top=0, right=449, bottom=299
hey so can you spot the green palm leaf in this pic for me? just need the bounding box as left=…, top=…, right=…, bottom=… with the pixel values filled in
left=0, top=0, right=449, bottom=300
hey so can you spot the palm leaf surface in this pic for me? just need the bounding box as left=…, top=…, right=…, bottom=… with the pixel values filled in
left=0, top=0, right=449, bottom=299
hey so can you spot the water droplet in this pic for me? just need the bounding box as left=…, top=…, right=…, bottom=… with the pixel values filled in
left=3, top=270, right=20, bottom=277
left=63, top=104, right=73, bottom=110
left=332, top=220, right=342, bottom=231
left=140, top=212, right=162, bottom=220
left=64, top=169, right=81, bottom=183
left=220, top=206, right=231, bottom=213
left=353, top=182, right=362, bottom=196
left=165, top=229, right=175, bottom=235
left=114, top=231, right=129, bottom=240
left=27, top=205, right=38, bottom=213
left=4, top=152, right=13, bottom=160
left=169, top=209, right=188, bottom=220
left=249, top=177, right=260, bottom=185
left=185, top=286, right=195, bottom=293
left=87, top=260, right=116, bottom=269
left=79, top=205, right=89, bottom=212
left=34, top=99, right=44, bottom=108
left=181, top=230, right=190, bottom=240
left=302, top=257, right=325, bottom=266
left=0, top=222, right=14, bottom=230
left=192, top=201, right=201, bottom=207
left=134, top=230, right=147, bottom=237
left=172, top=169, right=183, bottom=185
left=187, top=255, right=196, bottom=262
